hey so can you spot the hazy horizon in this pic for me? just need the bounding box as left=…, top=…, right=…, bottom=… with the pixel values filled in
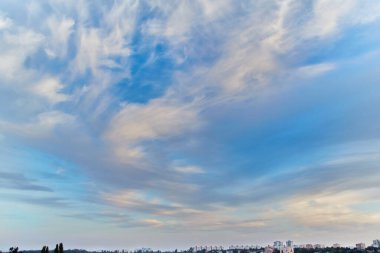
left=1, top=0, right=380, bottom=250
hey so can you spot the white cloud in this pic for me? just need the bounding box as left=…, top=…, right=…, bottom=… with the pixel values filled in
left=100, top=188, right=269, bottom=232
left=0, top=110, right=75, bottom=139
left=108, top=102, right=199, bottom=142
left=303, top=0, right=380, bottom=39
left=32, top=78, right=70, bottom=104
left=198, top=0, right=233, bottom=20
left=303, top=0, right=354, bottom=39
left=72, top=28, right=102, bottom=74
left=297, top=62, right=336, bottom=77
left=143, top=1, right=194, bottom=45
left=45, top=16, right=75, bottom=58
left=0, top=29, right=44, bottom=81
left=3, top=28, right=44, bottom=47
left=281, top=189, right=380, bottom=228
left=173, top=165, right=204, bottom=174
left=36, top=110, right=75, bottom=129
left=261, top=0, right=296, bottom=53
left=102, top=190, right=153, bottom=208
left=137, top=219, right=163, bottom=227
left=0, top=15, right=12, bottom=30
left=71, top=1, right=136, bottom=76
left=105, top=98, right=201, bottom=164
left=143, top=1, right=285, bottom=95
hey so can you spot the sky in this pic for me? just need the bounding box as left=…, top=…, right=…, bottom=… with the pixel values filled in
left=1, top=0, right=380, bottom=251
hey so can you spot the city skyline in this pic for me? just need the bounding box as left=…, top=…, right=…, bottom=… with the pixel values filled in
left=1, top=0, right=380, bottom=250
left=2, top=240, right=380, bottom=252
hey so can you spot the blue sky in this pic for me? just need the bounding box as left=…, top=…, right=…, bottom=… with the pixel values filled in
left=1, top=0, right=380, bottom=250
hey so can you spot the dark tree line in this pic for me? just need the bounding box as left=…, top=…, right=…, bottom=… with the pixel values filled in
left=5, top=245, right=379, bottom=253
left=54, top=243, right=64, bottom=253
left=9, top=247, right=20, bottom=253
left=41, top=246, right=49, bottom=253
left=295, top=247, right=380, bottom=253
left=3, top=243, right=64, bottom=253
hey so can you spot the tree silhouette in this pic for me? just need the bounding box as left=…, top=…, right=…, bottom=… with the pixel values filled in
left=55, top=245, right=59, bottom=253
left=9, top=247, right=19, bottom=253
left=41, top=246, right=49, bottom=253
left=59, top=243, right=64, bottom=253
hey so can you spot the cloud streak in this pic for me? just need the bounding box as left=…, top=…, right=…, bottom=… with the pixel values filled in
left=0, top=172, right=53, bottom=192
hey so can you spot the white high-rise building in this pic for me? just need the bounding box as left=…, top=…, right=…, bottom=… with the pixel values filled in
left=265, top=246, right=274, bottom=253
left=274, top=241, right=284, bottom=250
left=356, top=243, right=366, bottom=250
left=280, top=247, right=294, bottom=253
left=286, top=241, right=294, bottom=248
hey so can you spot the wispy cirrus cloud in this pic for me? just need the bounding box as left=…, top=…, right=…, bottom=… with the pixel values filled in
left=0, top=172, right=53, bottom=192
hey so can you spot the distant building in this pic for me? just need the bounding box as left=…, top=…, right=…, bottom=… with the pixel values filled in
left=332, top=244, right=341, bottom=248
left=274, top=242, right=284, bottom=250
left=305, top=244, right=313, bottom=249
left=314, top=244, right=325, bottom=249
left=356, top=243, right=366, bottom=250
left=134, top=248, right=151, bottom=253
left=373, top=240, right=380, bottom=248
left=264, top=246, right=274, bottom=253
left=286, top=241, right=294, bottom=248
left=279, top=247, right=293, bottom=253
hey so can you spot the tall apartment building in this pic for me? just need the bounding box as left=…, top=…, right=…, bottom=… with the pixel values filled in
left=274, top=242, right=284, bottom=250
left=356, top=243, right=366, bottom=250
left=280, top=247, right=294, bottom=253
left=264, top=246, right=274, bottom=253
left=286, top=241, right=294, bottom=248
